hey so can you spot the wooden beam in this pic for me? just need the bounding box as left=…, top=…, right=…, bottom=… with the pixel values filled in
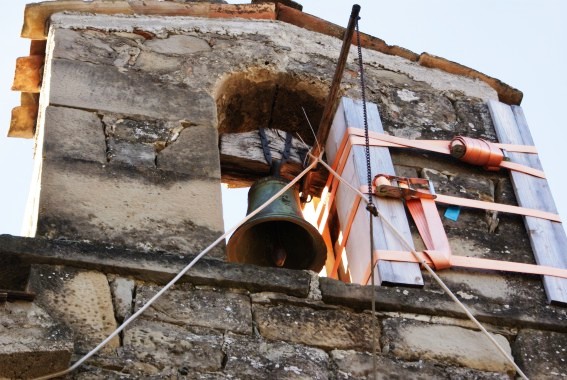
left=488, top=100, right=567, bottom=305
left=220, top=129, right=327, bottom=194
left=325, top=97, right=424, bottom=287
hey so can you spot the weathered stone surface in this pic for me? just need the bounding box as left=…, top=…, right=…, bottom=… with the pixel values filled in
left=108, top=275, right=135, bottom=322
left=134, top=50, right=183, bottom=72
left=44, top=105, right=107, bottom=163
left=0, top=301, right=73, bottom=379
left=381, top=318, right=515, bottom=373
left=143, top=34, right=211, bottom=55
left=53, top=29, right=134, bottom=67
left=0, top=235, right=313, bottom=297
left=514, top=329, right=567, bottom=379
left=453, top=98, right=497, bottom=140
left=320, top=270, right=567, bottom=332
left=422, top=167, right=495, bottom=202
left=107, top=139, right=156, bottom=167
left=71, top=366, right=134, bottom=379
left=376, top=85, right=458, bottom=140
left=49, top=59, right=216, bottom=125
left=136, top=283, right=252, bottom=334
left=253, top=303, right=376, bottom=350
left=157, top=125, right=221, bottom=179
left=102, top=115, right=175, bottom=145
left=28, top=265, right=120, bottom=354
left=123, top=319, right=224, bottom=375
left=223, top=333, right=330, bottom=379
left=330, top=350, right=508, bottom=379
left=36, top=158, right=224, bottom=256
left=0, top=254, right=29, bottom=290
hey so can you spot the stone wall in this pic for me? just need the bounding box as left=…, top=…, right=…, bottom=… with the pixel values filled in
left=25, top=12, right=498, bottom=255
left=2, top=8, right=566, bottom=380
left=1, top=236, right=566, bottom=378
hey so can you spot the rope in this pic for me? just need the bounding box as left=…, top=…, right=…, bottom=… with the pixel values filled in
left=315, top=155, right=529, bottom=380
left=32, top=159, right=320, bottom=380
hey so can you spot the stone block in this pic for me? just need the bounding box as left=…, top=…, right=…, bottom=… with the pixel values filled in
left=157, top=125, right=221, bottom=179
left=376, top=85, right=458, bottom=140
left=109, top=275, right=135, bottom=322
left=44, top=106, right=107, bottom=163
left=330, top=350, right=509, bottom=380
left=134, top=51, right=183, bottom=73
left=0, top=301, right=73, bottom=379
left=514, top=329, right=567, bottom=379
left=48, top=59, right=216, bottom=125
left=107, top=139, right=156, bottom=167
left=36, top=157, right=224, bottom=256
left=0, top=254, right=29, bottom=290
left=102, top=115, right=174, bottom=145
left=223, top=333, right=329, bottom=379
left=135, top=283, right=252, bottom=334
left=28, top=265, right=120, bottom=354
left=381, top=318, right=515, bottom=373
left=0, top=235, right=313, bottom=298
left=253, top=303, right=376, bottom=351
left=453, top=98, right=497, bottom=140
left=71, top=366, right=136, bottom=379
left=422, top=167, right=495, bottom=202
left=122, top=319, right=224, bottom=375
left=53, top=29, right=120, bottom=66
left=143, top=35, right=212, bottom=55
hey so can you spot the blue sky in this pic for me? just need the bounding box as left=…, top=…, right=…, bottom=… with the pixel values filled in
left=1, top=0, right=566, bottom=235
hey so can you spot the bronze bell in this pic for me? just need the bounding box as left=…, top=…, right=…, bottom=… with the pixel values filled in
left=226, top=176, right=327, bottom=271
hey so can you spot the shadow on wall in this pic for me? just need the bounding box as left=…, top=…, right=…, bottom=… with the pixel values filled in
left=215, top=68, right=327, bottom=146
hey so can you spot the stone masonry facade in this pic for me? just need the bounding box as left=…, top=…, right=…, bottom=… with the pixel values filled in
left=1, top=3, right=566, bottom=379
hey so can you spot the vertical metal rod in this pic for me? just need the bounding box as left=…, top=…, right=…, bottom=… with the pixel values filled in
left=300, top=4, right=361, bottom=201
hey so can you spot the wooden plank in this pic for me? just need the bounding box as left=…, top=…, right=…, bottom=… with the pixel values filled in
left=488, top=100, right=567, bottom=305
left=219, top=129, right=327, bottom=193
left=326, top=97, right=423, bottom=286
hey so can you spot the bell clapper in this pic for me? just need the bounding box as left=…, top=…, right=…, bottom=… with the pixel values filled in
left=270, top=222, right=287, bottom=267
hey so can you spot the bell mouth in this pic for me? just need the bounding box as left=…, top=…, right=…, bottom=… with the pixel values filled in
left=227, top=218, right=326, bottom=271
left=226, top=176, right=327, bottom=272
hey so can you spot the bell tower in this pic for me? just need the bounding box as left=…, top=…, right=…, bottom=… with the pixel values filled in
left=1, top=1, right=566, bottom=379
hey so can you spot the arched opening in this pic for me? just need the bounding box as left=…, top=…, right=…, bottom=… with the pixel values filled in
left=216, top=69, right=328, bottom=189
left=215, top=69, right=331, bottom=264
left=216, top=68, right=327, bottom=146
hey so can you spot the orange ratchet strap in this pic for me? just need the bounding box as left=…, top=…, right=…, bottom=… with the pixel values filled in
left=370, top=174, right=561, bottom=223
left=346, top=127, right=545, bottom=179
left=313, top=127, right=559, bottom=281
left=374, top=250, right=567, bottom=280
left=362, top=175, right=567, bottom=283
